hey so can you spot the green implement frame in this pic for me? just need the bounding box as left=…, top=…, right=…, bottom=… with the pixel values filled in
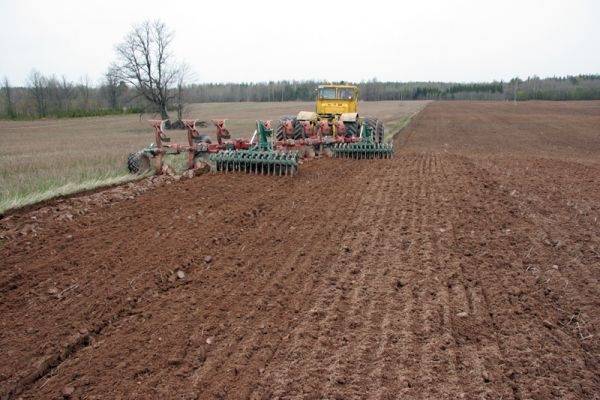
left=209, top=121, right=299, bottom=175
left=332, top=124, right=394, bottom=159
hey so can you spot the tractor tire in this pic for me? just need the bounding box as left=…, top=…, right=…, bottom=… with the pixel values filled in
left=275, top=115, right=296, bottom=140
left=363, top=116, right=384, bottom=143
left=293, top=120, right=307, bottom=139
left=127, top=152, right=151, bottom=174
left=344, top=121, right=358, bottom=137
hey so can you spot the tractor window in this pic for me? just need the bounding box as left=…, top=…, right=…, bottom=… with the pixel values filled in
left=319, top=88, right=337, bottom=99
left=337, top=88, right=354, bottom=100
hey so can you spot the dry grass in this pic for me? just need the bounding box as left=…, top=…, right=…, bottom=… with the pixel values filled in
left=0, top=101, right=429, bottom=213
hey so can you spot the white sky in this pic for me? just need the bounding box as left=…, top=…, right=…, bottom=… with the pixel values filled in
left=0, top=0, right=599, bottom=86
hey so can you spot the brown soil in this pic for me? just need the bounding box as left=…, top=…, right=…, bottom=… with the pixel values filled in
left=1, top=101, right=599, bottom=399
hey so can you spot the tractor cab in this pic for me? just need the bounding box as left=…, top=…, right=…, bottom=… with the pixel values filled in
left=316, top=85, right=358, bottom=117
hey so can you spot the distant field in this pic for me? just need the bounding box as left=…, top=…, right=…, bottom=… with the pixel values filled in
left=0, top=101, right=428, bottom=212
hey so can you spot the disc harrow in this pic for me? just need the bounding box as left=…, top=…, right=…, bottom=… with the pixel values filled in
left=332, top=142, right=393, bottom=159
left=207, top=120, right=299, bottom=176
left=209, top=150, right=299, bottom=175
left=331, top=123, right=394, bottom=159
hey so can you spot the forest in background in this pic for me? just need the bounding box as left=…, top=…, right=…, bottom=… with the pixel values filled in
left=1, top=73, right=600, bottom=120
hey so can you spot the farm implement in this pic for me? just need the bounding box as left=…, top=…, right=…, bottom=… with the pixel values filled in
left=126, top=84, right=393, bottom=176
left=127, top=117, right=392, bottom=176
left=127, top=119, right=299, bottom=176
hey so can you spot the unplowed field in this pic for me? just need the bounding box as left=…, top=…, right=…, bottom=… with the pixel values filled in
left=1, top=101, right=599, bottom=399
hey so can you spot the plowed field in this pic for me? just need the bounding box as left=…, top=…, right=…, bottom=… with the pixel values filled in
left=1, top=101, right=599, bottom=399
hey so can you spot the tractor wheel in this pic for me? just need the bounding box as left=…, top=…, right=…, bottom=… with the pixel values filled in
left=127, top=152, right=151, bottom=174
left=275, top=115, right=296, bottom=140
left=363, top=116, right=384, bottom=143
left=293, top=120, right=307, bottom=139
left=344, top=121, right=358, bottom=137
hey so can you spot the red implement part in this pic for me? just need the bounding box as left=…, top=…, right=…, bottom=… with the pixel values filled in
left=149, top=119, right=169, bottom=173
left=182, top=119, right=207, bottom=169
left=146, top=119, right=222, bottom=173
left=212, top=119, right=231, bottom=145
left=282, top=120, right=294, bottom=138
left=334, top=121, right=346, bottom=136
left=317, top=120, right=331, bottom=136
left=298, top=120, right=317, bottom=138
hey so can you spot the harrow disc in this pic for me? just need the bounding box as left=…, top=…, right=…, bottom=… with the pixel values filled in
left=209, top=150, right=299, bottom=176
left=331, top=142, right=394, bottom=159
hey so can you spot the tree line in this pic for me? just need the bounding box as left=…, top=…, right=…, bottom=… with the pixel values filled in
left=0, top=72, right=144, bottom=120
left=2, top=74, right=600, bottom=120
left=182, top=77, right=599, bottom=103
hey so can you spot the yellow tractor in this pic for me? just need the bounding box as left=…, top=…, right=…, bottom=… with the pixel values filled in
left=275, top=84, right=385, bottom=144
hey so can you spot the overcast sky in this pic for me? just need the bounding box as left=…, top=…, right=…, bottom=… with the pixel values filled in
left=0, top=0, right=598, bottom=86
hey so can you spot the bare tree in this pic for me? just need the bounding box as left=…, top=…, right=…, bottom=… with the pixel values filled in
left=102, top=67, right=122, bottom=110
left=2, top=77, right=15, bottom=118
left=175, top=64, right=190, bottom=122
left=80, top=75, right=91, bottom=111
left=112, top=20, right=180, bottom=121
left=28, top=69, right=47, bottom=117
left=46, top=75, right=73, bottom=112
left=59, top=76, right=74, bottom=110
